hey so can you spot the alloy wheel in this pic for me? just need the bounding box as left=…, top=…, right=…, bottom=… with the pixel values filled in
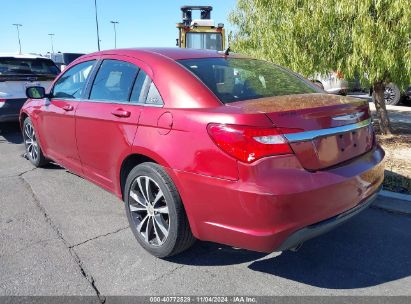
left=24, top=122, right=39, bottom=161
left=128, top=175, right=170, bottom=246
left=384, top=86, right=396, bottom=104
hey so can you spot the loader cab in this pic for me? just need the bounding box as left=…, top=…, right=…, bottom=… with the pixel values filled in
left=176, top=6, right=225, bottom=51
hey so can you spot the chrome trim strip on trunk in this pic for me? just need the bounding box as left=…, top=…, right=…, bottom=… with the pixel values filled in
left=332, top=111, right=365, bottom=121
left=284, top=119, right=371, bottom=143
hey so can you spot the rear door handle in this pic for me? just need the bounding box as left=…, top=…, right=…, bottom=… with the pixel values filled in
left=62, top=105, right=74, bottom=111
left=111, top=108, right=131, bottom=118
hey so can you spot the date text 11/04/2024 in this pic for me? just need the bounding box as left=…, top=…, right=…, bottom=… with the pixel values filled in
left=149, top=296, right=257, bottom=303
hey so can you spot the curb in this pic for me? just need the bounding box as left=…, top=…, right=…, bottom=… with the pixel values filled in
left=379, top=190, right=411, bottom=202
left=373, top=190, right=411, bottom=215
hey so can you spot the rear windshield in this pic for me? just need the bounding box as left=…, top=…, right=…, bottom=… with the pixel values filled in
left=178, top=58, right=318, bottom=103
left=0, top=57, right=60, bottom=76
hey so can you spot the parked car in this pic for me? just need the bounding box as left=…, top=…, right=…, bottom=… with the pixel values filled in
left=0, top=54, right=60, bottom=122
left=378, top=82, right=411, bottom=106
left=313, top=71, right=349, bottom=95
left=315, top=71, right=410, bottom=106
left=21, top=48, right=384, bottom=257
left=368, top=82, right=405, bottom=105
left=44, top=52, right=85, bottom=71
left=405, top=86, right=411, bottom=103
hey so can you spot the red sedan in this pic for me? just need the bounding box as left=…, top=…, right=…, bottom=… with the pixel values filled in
left=21, top=48, right=384, bottom=257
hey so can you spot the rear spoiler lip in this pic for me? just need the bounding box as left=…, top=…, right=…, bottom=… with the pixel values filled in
left=284, top=119, right=371, bottom=143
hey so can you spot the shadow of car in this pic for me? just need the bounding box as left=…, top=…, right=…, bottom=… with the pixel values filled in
left=248, top=208, right=411, bottom=289
left=165, top=207, right=411, bottom=290
left=0, top=122, right=23, bottom=144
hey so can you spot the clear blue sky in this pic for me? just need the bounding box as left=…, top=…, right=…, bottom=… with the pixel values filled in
left=0, top=0, right=237, bottom=55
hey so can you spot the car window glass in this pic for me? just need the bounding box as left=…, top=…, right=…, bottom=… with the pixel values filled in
left=0, top=57, right=59, bottom=76
left=178, top=58, right=318, bottom=103
left=90, top=59, right=139, bottom=102
left=186, top=32, right=223, bottom=51
left=146, top=82, right=163, bottom=105
left=53, top=60, right=95, bottom=99
left=130, top=69, right=151, bottom=103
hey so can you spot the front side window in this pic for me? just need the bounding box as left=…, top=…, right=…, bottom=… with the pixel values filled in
left=53, top=60, right=95, bottom=99
left=186, top=32, right=222, bottom=51
left=90, top=60, right=139, bottom=102
left=178, top=58, right=319, bottom=103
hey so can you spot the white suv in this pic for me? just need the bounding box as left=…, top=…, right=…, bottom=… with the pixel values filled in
left=0, top=54, right=60, bottom=122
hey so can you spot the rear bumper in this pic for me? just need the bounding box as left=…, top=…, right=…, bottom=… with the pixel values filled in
left=276, top=188, right=379, bottom=251
left=0, top=98, right=26, bottom=122
left=170, top=145, right=384, bottom=252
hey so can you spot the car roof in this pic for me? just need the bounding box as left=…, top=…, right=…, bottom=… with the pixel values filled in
left=0, top=53, right=50, bottom=59
left=67, top=48, right=250, bottom=109
left=94, top=47, right=246, bottom=61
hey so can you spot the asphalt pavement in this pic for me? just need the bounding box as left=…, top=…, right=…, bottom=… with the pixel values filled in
left=1, top=122, right=411, bottom=301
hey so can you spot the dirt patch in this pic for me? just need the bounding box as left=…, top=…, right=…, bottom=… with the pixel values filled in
left=376, top=130, right=411, bottom=194
left=370, top=105, right=411, bottom=194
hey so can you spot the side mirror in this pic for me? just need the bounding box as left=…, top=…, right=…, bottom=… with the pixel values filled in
left=26, top=86, right=46, bottom=99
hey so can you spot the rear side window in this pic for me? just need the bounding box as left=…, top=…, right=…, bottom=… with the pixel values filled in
left=130, top=69, right=151, bottom=103
left=178, top=58, right=318, bottom=103
left=90, top=60, right=139, bottom=102
left=53, top=60, right=95, bottom=99
left=146, top=82, right=163, bottom=105
left=130, top=69, right=163, bottom=106
left=0, top=57, right=59, bottom=76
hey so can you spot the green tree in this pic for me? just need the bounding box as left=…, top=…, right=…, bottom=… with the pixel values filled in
left=229, top=0, right=411, bottom=134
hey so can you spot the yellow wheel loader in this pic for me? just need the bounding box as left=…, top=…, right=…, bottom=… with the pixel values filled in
left=176, top=6, right=226, bottom=51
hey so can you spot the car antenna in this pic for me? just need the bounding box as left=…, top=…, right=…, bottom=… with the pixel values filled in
left=224, top=47, right=230, bottom=55
left=219, top=47, right=230, bottom=56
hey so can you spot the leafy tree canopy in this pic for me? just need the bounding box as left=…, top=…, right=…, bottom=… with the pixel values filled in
left=229, top=0, right=411, bottom=89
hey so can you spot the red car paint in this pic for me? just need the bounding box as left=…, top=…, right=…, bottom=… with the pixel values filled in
left=20, top=48, right=384, bottom=252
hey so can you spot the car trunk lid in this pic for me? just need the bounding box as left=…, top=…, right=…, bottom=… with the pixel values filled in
left=226, top=93, right=374, bottom=170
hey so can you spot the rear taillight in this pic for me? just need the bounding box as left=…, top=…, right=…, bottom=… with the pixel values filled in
left=0, top=99, right=5, bottom=108
left=207, top=124, right=302, bottom=163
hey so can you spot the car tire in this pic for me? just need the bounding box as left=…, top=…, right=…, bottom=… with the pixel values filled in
left=124, top=162, right=195, bottom=258
left=22, top=117, right=49, bottom=167
left=384, top=83, right=401, bottom=105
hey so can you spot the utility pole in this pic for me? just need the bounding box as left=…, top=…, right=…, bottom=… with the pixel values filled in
left=94, top=0, right=101, bottom=51
left=12, top=24, right=22, bottom=54
left=110, top=21, right=119, bottom=48
left=48, top=33, right=55, bottom=54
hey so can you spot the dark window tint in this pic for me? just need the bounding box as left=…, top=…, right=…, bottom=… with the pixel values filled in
left=48, top=53, right=84, bottom=65
left=90, top=60, right=139, bottom=102
left=130, top=69, right=163, bottom=106
left=62, top=53, right=84, bottom=64
left=53, top=60, right=95, bottom=99
left=130, top=69, right=150, bottom=103
left=178, top=58, right=319, bottom=103
left=0, top=57, right=59, bottom=76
